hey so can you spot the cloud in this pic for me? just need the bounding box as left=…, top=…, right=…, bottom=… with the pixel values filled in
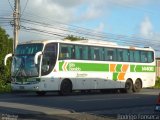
left=138, top=16, right=160, bottom=57
left=140, top=16, right=153, bottom=37
left=0, top=0, right=156, bottom=41
left=95, top=22, right=105, bottom=32
left=109, top=0, right=150, bottom=6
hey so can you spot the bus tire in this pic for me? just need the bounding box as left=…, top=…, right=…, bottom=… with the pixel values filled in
left=59, top=79, right=72, bottom=96
left=125, top=79, right=133, bottom=93
left=36, top=91, right=46, bottom=96
left=133, top=79, right=142, bottom=92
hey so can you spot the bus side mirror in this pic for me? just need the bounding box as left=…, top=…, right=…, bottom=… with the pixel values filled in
left=34, top=51, right=42, bottom=64
left=4, top=53, right=12, bottom=66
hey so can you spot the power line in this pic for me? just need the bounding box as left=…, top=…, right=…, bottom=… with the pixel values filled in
left=8, top=0, right=14, bottom=11
left=1, top=15, right=157, bottom=48
left=20, top=18, right=160, bottom=45
left=21, top=0, right=29, bottom=17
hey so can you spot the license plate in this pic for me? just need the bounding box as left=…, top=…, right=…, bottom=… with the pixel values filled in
left=19, top=86, right=24, bottom=90
left=155, top=105, right=160, bottom=111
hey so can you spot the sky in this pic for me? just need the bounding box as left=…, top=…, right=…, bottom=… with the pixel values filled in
left=0, top=0, right=160, bottom=55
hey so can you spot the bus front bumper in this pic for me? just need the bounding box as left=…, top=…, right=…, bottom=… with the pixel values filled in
left=11, top=83, right=43, bottom=91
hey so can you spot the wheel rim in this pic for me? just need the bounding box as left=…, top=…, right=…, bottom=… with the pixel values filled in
left=126, top=82, right=131, bottom=90
left=125, top=80, right=133, bottom=93
left=135, top=80, right=141, bottom=90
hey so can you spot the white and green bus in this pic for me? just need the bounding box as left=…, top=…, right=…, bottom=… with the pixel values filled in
left=5, top=39, right=156, bottom=95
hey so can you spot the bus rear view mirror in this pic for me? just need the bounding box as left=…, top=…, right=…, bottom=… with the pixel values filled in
left=4, top=53, right=12, bottom=66
left=34, top=51, right=42, bottom=64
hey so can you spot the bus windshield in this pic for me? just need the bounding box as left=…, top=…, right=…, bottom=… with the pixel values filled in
left=12, top=43, right=43, bottom=77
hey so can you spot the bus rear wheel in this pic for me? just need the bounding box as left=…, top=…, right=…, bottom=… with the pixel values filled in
left=59, top=79, right=72, bottom=96
left=133, top=79, right=142, bottom=92
left=125, top=79, right=133, bottom=93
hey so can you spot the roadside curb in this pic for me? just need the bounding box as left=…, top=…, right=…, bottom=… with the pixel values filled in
left=0, top=102, right=71, bottom=115
left=0, top=102, right=113, bottom=120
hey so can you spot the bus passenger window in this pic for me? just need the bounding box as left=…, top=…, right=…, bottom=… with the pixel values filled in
left=108, top=51, right=114, bottom=60
left=105, top=48, right=115, bottom=61
left=134, top=50, right=140, bottom=62
left=148, top=51, right=154, bottom=63
left=59, top=44, right=75, bottom=59
left=61, top=47, right=69, bottom=59
left=141, top=51, right=148, bottom=63
left=75, top=45, right=88, bottom=60
left=129, top=50, right=134, bottom=62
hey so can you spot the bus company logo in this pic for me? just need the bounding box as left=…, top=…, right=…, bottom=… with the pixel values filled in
left=62, top=62, right=81, bottom=71
left=130, top=65, right=155, bottom=72
left=142, top=66, right=154, bottom=72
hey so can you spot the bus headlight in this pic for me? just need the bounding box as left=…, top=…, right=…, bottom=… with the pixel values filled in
left=34, top=86, right=39, bottom=90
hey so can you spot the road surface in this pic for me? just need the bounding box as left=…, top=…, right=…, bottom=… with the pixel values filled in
left=0, top=89, right=159, bottom=120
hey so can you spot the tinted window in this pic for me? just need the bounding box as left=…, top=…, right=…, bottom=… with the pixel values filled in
left=42, top=43, right=57, bottom=76
left=129, top=50, right=134, bottom=62
left=141, top=51, right=148, bottom=62
left=117, top=49, right=129, bottom=62
left=104, top=48, right=116, bottom=61
left=89, top=47, right=103, bottom=60
left=59, top=44, right=75, bottom=59
left=15, top=43, right=43, bottom=55
left=75, top=45, right=88, bottom=60
left=148, top=51, right=154, bottom=63
left=134, top=50, right=140, bottom=62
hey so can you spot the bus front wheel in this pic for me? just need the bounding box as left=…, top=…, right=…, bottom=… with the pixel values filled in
left=59, top=79, right=72, bottom=96
left=133, top=79, right=142, bottom=92
left=125, top=79, right=133, bottom=93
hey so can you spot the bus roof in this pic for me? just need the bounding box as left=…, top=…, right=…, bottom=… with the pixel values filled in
left=18, top=39, right=154, bottom=51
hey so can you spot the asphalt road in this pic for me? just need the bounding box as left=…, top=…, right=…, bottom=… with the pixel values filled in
left=0, top=89, right=160, bottom=120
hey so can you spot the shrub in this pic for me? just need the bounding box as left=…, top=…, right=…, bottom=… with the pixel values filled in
left=0, top=80, right=12, bottom=93
left=154, top=77, right=160, bottom=89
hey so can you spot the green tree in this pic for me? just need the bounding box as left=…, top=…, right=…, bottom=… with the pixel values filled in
left=64, top=35, right=87, bottom=41
left=0, top=27, right=13, bottom=83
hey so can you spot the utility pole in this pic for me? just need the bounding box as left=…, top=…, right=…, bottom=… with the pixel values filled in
left=13, top=0, right=20, bottom=52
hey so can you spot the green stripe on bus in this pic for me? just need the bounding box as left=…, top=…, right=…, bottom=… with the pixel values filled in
left=113, top=73, right=118, bottom=81
left=130, top=65, right=135, bottom=72
left=59, top=62, right=155, bottom=72
left=59, top=62, right=109, bottom=71
left=59, top=62, right=64, bottom=71
left=116, top=64, right=122, bottom=72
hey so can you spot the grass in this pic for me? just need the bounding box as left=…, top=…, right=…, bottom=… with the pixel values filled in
left=153, top=77, right=160, bottom=89
left=0, top=80, right=12, bottom=93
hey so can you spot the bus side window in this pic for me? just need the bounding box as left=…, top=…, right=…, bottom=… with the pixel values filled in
left=117, top=49, right=123, bottom=61
left=75, top=45, right=88, bottom=60
left=83, top=46, right=88, bottom=60
left=141, top=51, right=148, bottom=63
left=60, top=47, right=69, bottom=59
left=105, top=48, right=116, bottom=61
left=94, top=48, right=100, bottom=60
left=134, top=50, right=140, bottom=62
left=108, top=51, right=113, bottom=60
left=89, top=47, right=94, bottom=60
left=129, top=50, right=134, bottom=62
left=117, top=49, right=129, bottom=62
left=148, top=51, right=154, bottom=63
left=59, top=44, right=75, bottom=59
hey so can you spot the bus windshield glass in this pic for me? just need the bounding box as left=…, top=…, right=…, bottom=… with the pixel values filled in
left=12, top=43, right=43, bottom=77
